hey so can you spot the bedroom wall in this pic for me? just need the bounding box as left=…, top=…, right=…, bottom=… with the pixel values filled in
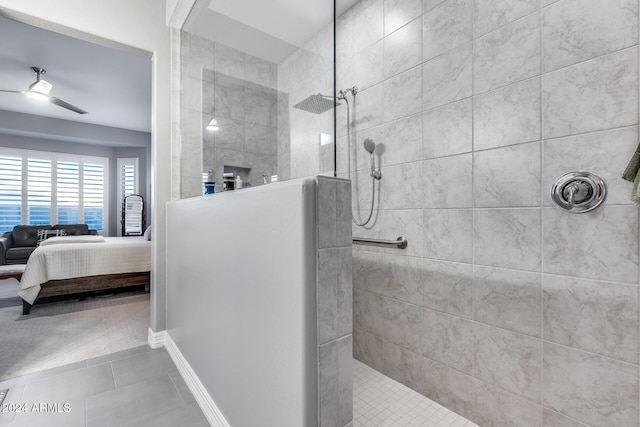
left=0, top=0, right=173, bottom=332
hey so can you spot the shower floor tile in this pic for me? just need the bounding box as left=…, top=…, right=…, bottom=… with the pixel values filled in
left=353, top=359, right=478, bottom=427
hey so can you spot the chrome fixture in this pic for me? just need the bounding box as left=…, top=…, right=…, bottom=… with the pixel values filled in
left=363, top=138, right=382, bottom=180
left=292, top=93, right=340, bottom=114
left=551, top=171, right=606, bottom=213
left=338, top=86, right=358, bottom=101
left=353, top=236, right=407, bottom=249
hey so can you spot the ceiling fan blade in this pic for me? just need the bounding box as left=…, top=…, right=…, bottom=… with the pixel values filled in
left=47, top=95, right=88, bottom=114
left=0, top=90, right=22, bottom=94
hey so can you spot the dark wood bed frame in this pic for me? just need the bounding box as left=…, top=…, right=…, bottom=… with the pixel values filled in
left=21, top=271, right=150, bottom=315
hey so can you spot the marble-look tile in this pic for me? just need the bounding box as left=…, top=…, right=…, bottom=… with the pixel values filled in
left=423, top=98, right=473, bottom=159
left=382, top=113, right=422, bottom=166
left=542, top=409, right=590, bottom=427
left=474, top=0, right=540, bottom=38
left=245, top=123, right=276, bottom=156
left=214, top=43, right=245, bottom=80
left=423, top=209, right=473, bottom=263
left=352, top=125, right=384, bottom=173
left=384, top=17, right=422, bottom=78
left=474, top=266, right=541, bottom=337
left=423, top=308, right=474, bottom=374
left=380, top=209, right=424, bottom=258
left=336, top=180, right=352, bottom=248
left=473, top=78, right=541, bottom=151
left=353, top=40, right=383, bottom=91
left=353, top=289, right=385, bottom=337
left=422, top=357, right=474, bottom=419
left=472, top=380, right=542, bottom=427
left=383, top=298, right=423, bottom=353
left=245, top=85, right=277, bottom=127
left=212, top=73, right=245, bottom=122
left=383, top=341, right=424, bottom=392
left=352, top=84, right=384, bottom=133
left=382, top=253, right=422, bottom=305
left=473, top=142, right=541, bottom=208
left=542, top=126, right=639, bottom=206
left=423, top=44, right=473, bottom=110
left=542, top=47, right=638, bottom=139
left=245, top=55, right=277, bottom=90
left=318, top=249, right=339, bottom=345
left=542, top=0, right=638, bottom=72
left=353, top=0, right=384, bottom=53
left=318, top=178, right=337, bottom=249
left=384, top=0, right=423, bottom=36
left=474, top=208, right=541, bottom=271
left=422, top=153, right=473, bottom=208
left=542, top=206, right=639, bottom=283
left=543, top=342, right=639, bottom=427
left=383, top=67, right=423, bottom=123
left=424, top=0, right=447, bottom=12
left=378, top=161, right=422, bottom=209
left=336, top=336, right=353, bottom=426
left=543, top=275, right=639, bottom=364
left=319, top=340, right=339, bottom=427
left=474, top=323, right=542, bottom=401
left=422, top=259, right=473, bottom=318
left=353, top=329, right=384, bottom=372
left=423, top=0, right=473, bottom=61
left=337, top=247, right=353, bottom=340
left=474, top=13, right=541, bottom=94
left=214, top=117, right=245, bottom=151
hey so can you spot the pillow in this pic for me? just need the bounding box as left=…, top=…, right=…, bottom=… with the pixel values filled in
left=37, top=229, right=66, bottom=246
left=143, top=224, right=152, bottom=241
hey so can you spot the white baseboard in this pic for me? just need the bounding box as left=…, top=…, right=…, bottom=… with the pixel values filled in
left=164, top=333, right=230, bottom=427
left=147, top=328, right=166, bottom=349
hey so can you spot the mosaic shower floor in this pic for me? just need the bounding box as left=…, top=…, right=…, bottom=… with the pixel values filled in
left=353, top=359, right=479, bottom=427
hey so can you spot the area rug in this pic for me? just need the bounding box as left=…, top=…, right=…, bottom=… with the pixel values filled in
left=0, top=278, right=149, bottom=381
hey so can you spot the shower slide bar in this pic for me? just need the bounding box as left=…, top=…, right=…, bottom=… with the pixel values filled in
left=352, top=236, right=408, bottom=250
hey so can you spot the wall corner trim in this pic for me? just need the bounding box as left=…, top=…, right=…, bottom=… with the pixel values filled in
left=164, top=333, right=231, bottom=427
left=147, top=328, right=167, bottom=349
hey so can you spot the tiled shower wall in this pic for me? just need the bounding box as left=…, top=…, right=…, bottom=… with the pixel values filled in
left=328, top=0, right=639, bottom=426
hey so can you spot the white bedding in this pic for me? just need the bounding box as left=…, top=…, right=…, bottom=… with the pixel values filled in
left=18, top=236, right=151, bottom=304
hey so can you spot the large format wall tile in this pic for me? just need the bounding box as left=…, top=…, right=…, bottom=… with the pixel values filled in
left=382, top=113, right=423, bottom=167
left=543, top=275, right=639, bottom=364
left=423, top=209, right=473, bottom=263
left=422, top=357, right=474, bottom=419
left=542, top=206, right=639, bottom=283
left=473, top=78, right=541, bottom=151
left=542, top=126, right=638, bottom=206
left=353, top=329, right=384, bottom=372
left=423, top=0, right=473, bottom=61
left=383, top=342, right=424, bottom=392
left=422, top=259, right=473, bottom=318
left=383, top=298, right=423, bottom=353
left=543, top=342, right=639, bottom=427
left=473, top=0, right=540, bottom=38
left=423, top=309, right=474, bottom=373
left=353, top=289, right=385, bottom=338
left=542, top=0, right=638, bottom=72
left=473, top=266, right=541, bottom=337
left=542, top=47, right=638, bottom=138
left=423, top=98, right=473, bottom=159
left=474, top=324, right=542, bottom=402
left=384, top=0, right=423, bottom=36
left=542, top=410, right=590, bottom=427
left=380, top=209, right=424, bottom=258
left=472, top=380, right=542, bottom=427
left=473, top=142, right=541, bottom=208
left=353, top=40, right=383, bottom=91
left=474, top=209, right=541, bottom=271
left=384, top=18, right=422, bottom=78
left=473, top=13, right=541, bottom=94
left=379, top=161, right=423, bottom=209
left=423, top=153, right=473, bottom=208
left=423, top=44, right=473, bottom=110
left=352, top=84, right=384, bottom=132
left=353, top=0, right=384, bottom=53
left=383, top=67, right=423, bottom=123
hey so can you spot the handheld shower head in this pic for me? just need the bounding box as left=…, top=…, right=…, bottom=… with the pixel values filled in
left=363, top=138, right=376, bottom=154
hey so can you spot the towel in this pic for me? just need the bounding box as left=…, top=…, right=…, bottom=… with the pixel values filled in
left=622, top=142, right=640, bottom=206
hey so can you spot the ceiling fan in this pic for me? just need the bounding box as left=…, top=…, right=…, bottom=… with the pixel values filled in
left=0, top=67, right=87, bottom=114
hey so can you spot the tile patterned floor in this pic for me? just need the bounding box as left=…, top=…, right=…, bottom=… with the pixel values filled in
left=353, top=359, right=479, bottom=427
left=0, top=347, right=478, bottom=427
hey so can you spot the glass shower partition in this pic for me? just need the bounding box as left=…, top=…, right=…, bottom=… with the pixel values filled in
left=179, top=0, right=338, bottom=198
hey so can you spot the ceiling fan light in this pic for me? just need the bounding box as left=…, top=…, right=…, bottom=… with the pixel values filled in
left=25, top=91, right=49, bottom=102
left=28, top=79, right=53, bottom=95
left=206, top=118, right=220, bottom=131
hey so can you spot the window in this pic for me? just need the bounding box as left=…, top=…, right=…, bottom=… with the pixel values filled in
left=0, top=149, right=108, bottom=233
left=117, top=158, right=138, bottom=236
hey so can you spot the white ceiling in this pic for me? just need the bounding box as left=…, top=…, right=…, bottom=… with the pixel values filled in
left=0, top=15, right=152, bottom=134
left=189, top=0, right=359, bottom=63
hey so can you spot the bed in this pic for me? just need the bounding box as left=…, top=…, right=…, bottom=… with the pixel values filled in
left=18, top=236, right=151, bottom=314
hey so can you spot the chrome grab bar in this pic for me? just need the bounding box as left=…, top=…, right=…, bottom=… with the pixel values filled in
left=352, top=236, right=408, bottom=250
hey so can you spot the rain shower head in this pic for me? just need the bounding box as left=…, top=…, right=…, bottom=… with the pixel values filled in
left=292, top=93, right=341, bottom=114
left=363, top=138, right=376, bottom=154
